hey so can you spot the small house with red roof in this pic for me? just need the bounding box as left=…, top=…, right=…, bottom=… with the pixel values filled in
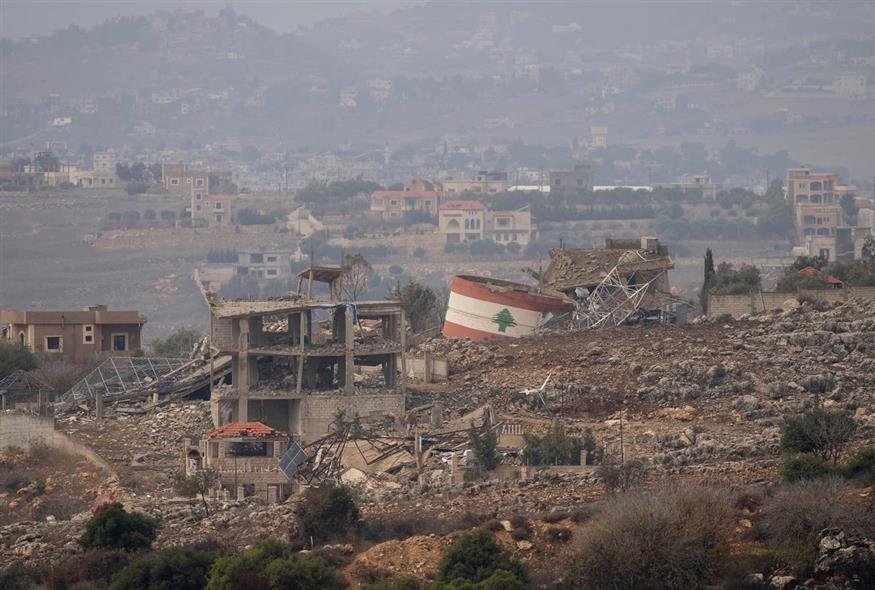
left=183, top=421, right=292, bottom=503
left=369, top=178, right=439, bottom=220
left=798, top=266, right=844, bottom=288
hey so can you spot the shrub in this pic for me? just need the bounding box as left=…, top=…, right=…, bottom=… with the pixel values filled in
left=436, top=529, right=525, bottom=585
left=297, top=483, right=360, bottom=544
left=843, top=447, right=875, bottom=483
left=781, top=409, right=857, bottom=463
left=3, top=471, right=29, bottom=492
left=0, top=341, right=37, bottom=378
left=759, top=478, right=871, bottom=576
left=364, top=577, right=422, bottom=590
left=126, top=182, right=148, bottom=196
left=110, top=546, right=217, bottom=590
left=781, top=453, right=834, bottom=482
left=79, top=502, right=158, bottom=551
left=206, top=539, right=342, bottom=590
left=565, top=485, right=733, bottom=590
left=597, top=456, right=647, bottom=494
left=151, top=328, right=203, bottom=357
left=46, top=548, right=130, bottom=590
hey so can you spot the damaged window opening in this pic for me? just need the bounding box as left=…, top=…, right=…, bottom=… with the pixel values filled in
left=229, top=441, right=268, bottom=457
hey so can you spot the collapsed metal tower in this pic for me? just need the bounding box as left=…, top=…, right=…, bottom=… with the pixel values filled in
left=59, top=356, right=191, bottom=404
left=576, top=265, right=666, bottom=329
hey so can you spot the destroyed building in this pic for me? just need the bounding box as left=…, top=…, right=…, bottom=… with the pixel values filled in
left=183, top=421, right=293, bottom=503
left=536, top=237, right=677, bottom=327
left=208, top=266, right=406, bottom=443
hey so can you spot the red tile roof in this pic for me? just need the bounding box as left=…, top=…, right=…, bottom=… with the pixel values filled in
left=440, top=199, right=486, bottom=210
left=799, top=266, right=842, bottom=285
left=206, top=421, right=283, bottom=439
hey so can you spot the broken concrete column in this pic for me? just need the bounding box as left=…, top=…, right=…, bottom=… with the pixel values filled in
left=95, top=390, right=104, bottom=419
left=236, top=485, right=245, bottom=501
left=580, top=449, right=589, bottom=466
left=344, top=307, right=354, bottom=395
left=430, top=401, right=443, bottom=428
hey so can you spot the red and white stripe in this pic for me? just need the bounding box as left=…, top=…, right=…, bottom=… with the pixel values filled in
left=442, top=276, right=573, bottom=341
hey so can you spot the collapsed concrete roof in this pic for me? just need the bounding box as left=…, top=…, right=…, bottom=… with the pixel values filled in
left=540, top=238, right=674, bottom=293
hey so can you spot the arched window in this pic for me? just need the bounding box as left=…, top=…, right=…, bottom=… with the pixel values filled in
left=448, top=219, right=460, bottom=229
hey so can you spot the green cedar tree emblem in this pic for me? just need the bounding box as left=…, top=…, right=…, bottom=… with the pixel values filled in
left=492, top=308, right=518, bottom=332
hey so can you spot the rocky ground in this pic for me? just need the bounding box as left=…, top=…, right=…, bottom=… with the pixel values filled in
left=2, top=298, right=875, bottom=585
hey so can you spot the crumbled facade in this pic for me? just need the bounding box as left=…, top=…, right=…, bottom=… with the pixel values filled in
left=208, top=272, right=406, bottom=443
left=183, top=421, right=292, bottom=503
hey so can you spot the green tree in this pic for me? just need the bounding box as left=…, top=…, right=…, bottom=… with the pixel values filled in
left=781, top=409, right=857, bottom=464
left=700, top=248, right=715, bottom=313
left=151, top=328, right=203, bottom=357
left=391, top=280, right=438, bottom=333
left=171, top=469, right=218, bottom=515
left=524, top=421, right=592, bottom=465
left=709, top=262, right=761, bottom=295
left=468, top=421, right=499, bottom=472
left=110, top=546, right=216, bottom=590
left=297, top=483, right=360, bottom=544
left=0, top=341, right=37, bottom=378
left=80, top=503, right=158, bottom=551
left=206, top=539, right=342, bottom=590
left=436, top=530, right=525, bottom=585
left=491, top=308, right=517, bottom=333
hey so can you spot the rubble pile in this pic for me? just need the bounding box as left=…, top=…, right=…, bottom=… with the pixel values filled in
left=59, top=401, right=213, bottom=484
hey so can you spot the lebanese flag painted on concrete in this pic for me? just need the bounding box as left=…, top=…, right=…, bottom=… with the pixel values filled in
left=442, top=276, right=573, bottom=341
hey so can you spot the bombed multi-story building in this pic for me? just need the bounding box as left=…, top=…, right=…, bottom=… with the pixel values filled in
left=208, top=266, right=406, bottom=443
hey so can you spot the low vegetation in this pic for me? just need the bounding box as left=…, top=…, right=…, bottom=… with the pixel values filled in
left=565, top=485, right=733, bottom=590
left=296, top=483, right=360, bottom=544
left=79, top=502, right=158, bottom=551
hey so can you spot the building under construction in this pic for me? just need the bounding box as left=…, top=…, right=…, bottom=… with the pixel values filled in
left=208, top=266, right=406, bottom=444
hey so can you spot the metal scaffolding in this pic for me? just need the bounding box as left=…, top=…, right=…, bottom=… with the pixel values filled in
left=60, top=356, right=191, bottom=403
left=577, top=266, right=665, bottom=329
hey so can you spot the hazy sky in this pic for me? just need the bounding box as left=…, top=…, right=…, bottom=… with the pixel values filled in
left=0, top=0, right=420, bottom=39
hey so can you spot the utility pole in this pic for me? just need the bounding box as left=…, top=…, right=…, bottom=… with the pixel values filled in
left=619, top=411, right=625, bottom=465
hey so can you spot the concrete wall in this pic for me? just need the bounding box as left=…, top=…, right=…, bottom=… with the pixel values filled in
left=0, top=412, right=56, bottom=450
left=407, top=356, right=448, bottom=382
left=708, top=286, right=875, bottom=318
left=301, top=393, right=405, bottom=443
left=0, top=412, right=113, bottom=472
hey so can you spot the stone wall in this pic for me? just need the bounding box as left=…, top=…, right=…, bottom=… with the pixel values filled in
left=708, top=286, right=875, bottom=318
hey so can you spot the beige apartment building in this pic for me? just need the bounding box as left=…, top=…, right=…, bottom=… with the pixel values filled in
left=786, top=168, right=847, bottom=243
left=490, top=207, right=536, bottom=246
left=1, top=306, right=145, bottom=364
left=440, top=171, right=509, bottom=196
left=369, top=178, right=439, bottom=219
left=439, top=200, right=536, bottom=245
left=439, top=200, right=487, bottom=243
